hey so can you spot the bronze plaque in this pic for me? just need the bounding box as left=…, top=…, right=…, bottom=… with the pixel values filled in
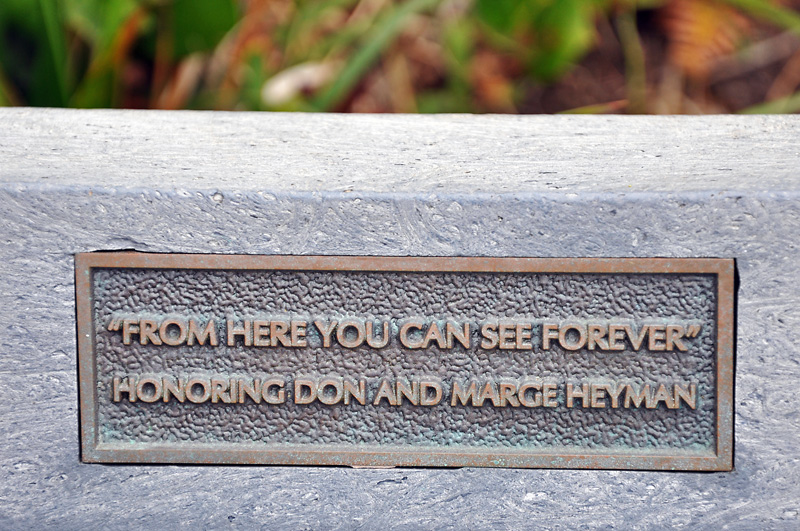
left=76, top=253, right=734, bottom=470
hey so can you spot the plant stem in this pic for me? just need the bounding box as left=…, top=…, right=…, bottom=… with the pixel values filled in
left=739, top=91, right=800, bottom=114
left=0, top=64, right=20, bottom=106
left=38, top=0, right=68, bottom=105
left=616, top=9, right=647, bottom=114
left=312, top=0, right=439, bottom=111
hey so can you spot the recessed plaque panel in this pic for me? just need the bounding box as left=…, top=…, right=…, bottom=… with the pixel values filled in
left=76, top=254, right=734, bottom=470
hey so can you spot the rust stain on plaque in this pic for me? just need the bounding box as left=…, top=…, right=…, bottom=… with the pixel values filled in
left=75, top=254, right=734, bottom=471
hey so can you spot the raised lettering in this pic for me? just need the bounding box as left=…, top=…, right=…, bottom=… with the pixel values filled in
left=343, top=379, right=366, bottom=405
left=187, top=319, right=218, bottom=346
left=446, top=322, right=470, bottom=349
left=396, top=380, right=419, bottom=406
left=291, top=320, right=307, bottom=347
left=423, top=322, right=446, bottom=349
left=400, top=321, right=424, bottom=349
left=590, top=383, right=606, bottom=408
left=373, top=380, right=398, bottom=406
left=420, top=380, right=443, bottom=406
left=515, top=323, right=532, bottom=350
left=270, top=320, right=291, bottom=347
left=499, top=382, right=520, bottom=407
left=365, top=321, right=390, bottom=348
left=337, top=319, right=365, bottom=348
left=559, top=324, right=586, bottom=351
left=567, top=383, right=589, bottom=408
left=648, top=325, right=666, bottom=351
left=587, top=325, right=608, bottom=350
left=294, top=379, right=316, bottom=404
left=137, top=377, right=162, bottom=403
left=211, top=378, right=233, bottom=403
left=158, top=318, right=186, bottom=346
left=240, top=378, right=262, bottom=403
left=313, top=320, right=337, bottom=347
left=518, top=382, right=542, bottom=407
left=542, top=323, right=558, bottom=350
left=139, top=319, right=162, bottom=345
left=263, top=378, right=285, bottom=404
left=253, top=320, right=270, bottom=347
left=498, top=324, right=515, bottom=350
left=163, top=377, right=185, bottom=402
left=186, top=379, right=210, bottom=403
left=318, top=378, right=344, bottom=405
left=122, top=319, right=139, bottom=345
left=451, top=381, right=479, bottom=406
left=227, top=319, right=252, bottom=346
left=674, top=383, right=697, bottom=409
left=480, top=323, right=499, bottom=349
left=113, top=376, right=136, bottom=402
left=666, top=325, right=688, bottom=351
left=624, top=384, right=650, bottom=408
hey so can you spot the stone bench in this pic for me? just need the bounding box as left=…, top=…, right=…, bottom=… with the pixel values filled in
left=1, top=108, right=799, bottom=527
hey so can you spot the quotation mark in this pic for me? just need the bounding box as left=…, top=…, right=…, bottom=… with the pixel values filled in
left=107, top=317, right=122, bottom=332
left=686, top=324, right=701, bottom=338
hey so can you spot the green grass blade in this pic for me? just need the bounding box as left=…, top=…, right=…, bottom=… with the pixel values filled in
left=38, top=0, right=68, bottom=105
left=721, top=0, right=800, bottom=35
left=0, top=63, right=19, bottom=106
left=739, top=91, right=800, bottom=114
left=312, top=0, right=439, bottom=111
left=616, top=9, right=647, bottom=114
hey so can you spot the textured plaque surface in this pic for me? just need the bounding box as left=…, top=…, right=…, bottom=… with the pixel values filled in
left=76, top=253, right=733, bottom=470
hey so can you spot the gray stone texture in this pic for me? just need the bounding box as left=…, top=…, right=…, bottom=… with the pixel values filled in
left=1, top=108, right=799, bottom=528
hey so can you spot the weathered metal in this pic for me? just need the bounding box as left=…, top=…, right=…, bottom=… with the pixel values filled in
left=76, top=253, right=734, bottom=471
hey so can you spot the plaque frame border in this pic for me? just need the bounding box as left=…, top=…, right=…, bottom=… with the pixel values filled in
left=75, top=253, right=735, bottom=471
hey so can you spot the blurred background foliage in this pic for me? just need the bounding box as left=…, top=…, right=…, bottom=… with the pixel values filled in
left=1, top=0, right=799, bottom=113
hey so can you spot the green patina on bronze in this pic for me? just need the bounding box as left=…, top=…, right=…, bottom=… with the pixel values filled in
left=76, top=254, right=734, bottom=471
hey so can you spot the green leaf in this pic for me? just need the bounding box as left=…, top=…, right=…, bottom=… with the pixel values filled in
left=531, top=0, right=596, bottom=80
left=66, top=0, right=140, bottom=50
left=616, top=8, right=646, bottom=113
left=0, top=0, right=42, bottom=33
left=739, top=91, right=800, bottom=114
left=71, top=70, right=116, bottom=108
left=172, top=0, right=239, bottom=58
left=0, top=0, right=70, bottom=106
left=69, top=0, right=144, bottom=108
left=416, top=90, right=472, bottom=113
left=475, top=0, right=526, bottom=34
left=279, top=0, right=360, bottom=65
left=0, top=64, right=19, bottom=106
left=444, top=17, right=474, bottom=69
left=39, top=0, right=69, bottom=104
left=441, top=18, right=475, bottom=105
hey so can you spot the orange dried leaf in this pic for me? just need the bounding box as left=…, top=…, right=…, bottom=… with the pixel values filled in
left=662, top=0, right=750, bottom=79
left=471, top=50, right=517, bottom=112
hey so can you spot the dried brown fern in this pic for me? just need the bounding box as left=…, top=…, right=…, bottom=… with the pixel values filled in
left=661, top=0, right=751, bottom=79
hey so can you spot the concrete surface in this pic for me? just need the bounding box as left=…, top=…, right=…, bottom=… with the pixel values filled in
left=1, top=108, right=799, bottom=529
